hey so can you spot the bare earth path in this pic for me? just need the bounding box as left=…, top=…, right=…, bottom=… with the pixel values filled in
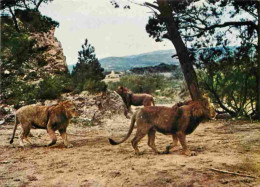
left=0, top=114, right=259, bottom=186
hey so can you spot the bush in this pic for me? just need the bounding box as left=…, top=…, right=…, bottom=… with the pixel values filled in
left=198, top=68, right=256, bottom=117
left=108, top=74, right=179, bottom=94
left=83, top=80, right=107, bottom=93
left=38, top=75, right=73, bottom=100
left=4, top=79, right=38, bottom=108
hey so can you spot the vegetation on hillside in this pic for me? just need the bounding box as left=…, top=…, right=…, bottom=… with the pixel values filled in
left=108, top=73, right=186, bottom=102
left=130, top=63, right=177, bottom=74
left=1, top=1, right=62, bottom=106
left=71, top=39, right=106, bottom=93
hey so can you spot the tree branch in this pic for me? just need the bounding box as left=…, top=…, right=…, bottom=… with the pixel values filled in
left=8, top=6, right=20, bottom=32
left=36, top=0, right=44, bottom=11
left=144, top=2, right=159, bottom=11
left=195, top=21, right=257, bottom=37
left=22, top=0, right=29, bottom=10
left=204, top=82, right=237, bottom=117
left=209, top=168, right=257, bottom=179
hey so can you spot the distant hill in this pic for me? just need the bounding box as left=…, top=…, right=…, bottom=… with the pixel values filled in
left=99, top=49, right=178, bottom=72
left=68, top=47, right=239, bottom=73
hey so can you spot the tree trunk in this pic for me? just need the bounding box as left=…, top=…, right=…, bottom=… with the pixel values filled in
left=256, top=1, right=260, bottom=119
left=157, top=0, right=202, bottom=101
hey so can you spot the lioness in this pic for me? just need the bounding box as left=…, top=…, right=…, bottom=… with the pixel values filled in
left=109, top=97, right=216, bottom=156
left=116, top=86, right=155, bottom=116
left=10, top=101, right=77, bottom=148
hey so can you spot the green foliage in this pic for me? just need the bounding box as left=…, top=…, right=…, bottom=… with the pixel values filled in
left=1, top=17, right=36, bottom=71
left=83, top=80, right=107, bottom=93
left=3, top=78, right=38, bottom=108
left=72, top=39, right=106, bottom=93
left=108, top=74, right=180, bottom=95
left=16, top=9, right=59, bottom=32
left=198, top=46, right=257, bottom=117
left=38, top=75, right=73, bottom=100
left=2, top=74, right=73, bottom=107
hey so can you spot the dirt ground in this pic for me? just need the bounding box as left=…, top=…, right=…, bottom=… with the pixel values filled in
left=0, top=106, right=260, bottom=187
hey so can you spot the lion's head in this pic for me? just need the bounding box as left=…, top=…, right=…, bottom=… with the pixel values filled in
left=116, top=86, right=129, bottom=97
left=61, top=101, right=78, bottom=118
left=191, top=96, right=216, bottom=120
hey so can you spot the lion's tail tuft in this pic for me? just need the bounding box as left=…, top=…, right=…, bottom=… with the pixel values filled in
left=108, top=111, right=137, bottom=146
left=10, top=114, right=18, bottom=144
left=108, top=138, right=119, bottom=145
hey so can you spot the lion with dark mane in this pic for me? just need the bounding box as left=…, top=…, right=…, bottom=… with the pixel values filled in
left=109, top=97, right=216, bottom=156
left=116, top=86, right=155, bottom=116
left=10, top=101, right=77, bottom=148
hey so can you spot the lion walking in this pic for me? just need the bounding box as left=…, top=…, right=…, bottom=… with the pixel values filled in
left=109, top=97, right=216, bottom=156
left=10, top=101, right=77, bottom=148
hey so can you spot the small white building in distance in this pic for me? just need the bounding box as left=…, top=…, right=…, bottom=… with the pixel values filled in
left=104, top=71, right=123, bottom=83
left=105, top=71, right=120, bottom=79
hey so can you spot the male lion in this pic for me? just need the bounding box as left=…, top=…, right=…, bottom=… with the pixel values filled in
left=109, top=97, right=216, bottom=156
left=10, top=101, right=77, bottom=148
left=116, top=86, right=155, bottom=116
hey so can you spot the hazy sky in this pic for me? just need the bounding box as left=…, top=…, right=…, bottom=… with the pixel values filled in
left=40, top=0, right=173, bottom=65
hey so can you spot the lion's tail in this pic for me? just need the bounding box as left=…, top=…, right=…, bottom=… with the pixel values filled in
left=10, top=114, right=19, bottom=144
left=108, top=111, right=137, bottom=145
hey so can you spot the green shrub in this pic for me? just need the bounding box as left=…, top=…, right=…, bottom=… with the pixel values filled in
left=24, top=71, right=38, bottom=81
left=198, top=67, right=256, bottom=117
left=4, top=79, right=39, bottom=108
left=83, top=79, right=107, bottom=93
left=108, top=74, right=179, bottom=94
left=38, top=75, right=73, bottom=100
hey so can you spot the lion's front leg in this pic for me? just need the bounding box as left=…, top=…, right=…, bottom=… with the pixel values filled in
left=47, top=123, right=57, bottom=147
left=177, top=132, right=196, bottom=156
left=59, top=129, right=73, bottom=148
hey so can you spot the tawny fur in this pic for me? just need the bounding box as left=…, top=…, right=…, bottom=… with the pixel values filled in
left=116, top=86, right=155, bottom=116
left=10, top=101, right=77, bottom=148
left=109, top=97, right=216, bottom=156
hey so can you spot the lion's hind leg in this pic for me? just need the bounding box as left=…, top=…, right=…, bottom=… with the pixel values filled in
left=164, top=134, right=179, bottom=154
left=131, top=129, right=147, bottom=155
left=19, top=131, right=25, bottom=147
left=20, top=122, right=31, bottom=147
left=24, top=137, right=33, bottom=145
left=148, top=130, right=160, bottom=154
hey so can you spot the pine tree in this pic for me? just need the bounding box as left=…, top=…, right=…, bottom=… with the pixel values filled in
left=71, top=39, right=106, bottom=93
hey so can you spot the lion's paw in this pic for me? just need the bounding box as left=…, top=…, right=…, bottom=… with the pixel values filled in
left=190, top=151, right=197, bottom=156
left=181, top=150, right=197, bottom=156
left=66, top=144, right=73, bottom=148
left=134, top=151, right=144, bottom=156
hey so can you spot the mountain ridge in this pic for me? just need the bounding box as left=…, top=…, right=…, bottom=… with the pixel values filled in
left=99, top=49, right=178, bottom=71
left=68, top=49, right=178, bottom=72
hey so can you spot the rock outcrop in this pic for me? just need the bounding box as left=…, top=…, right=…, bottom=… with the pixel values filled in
left=30, top=27, right=68, bottom=74
left=61, top=90, right=126, bottom=126
left=29, top=27, right=68, bottom=76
